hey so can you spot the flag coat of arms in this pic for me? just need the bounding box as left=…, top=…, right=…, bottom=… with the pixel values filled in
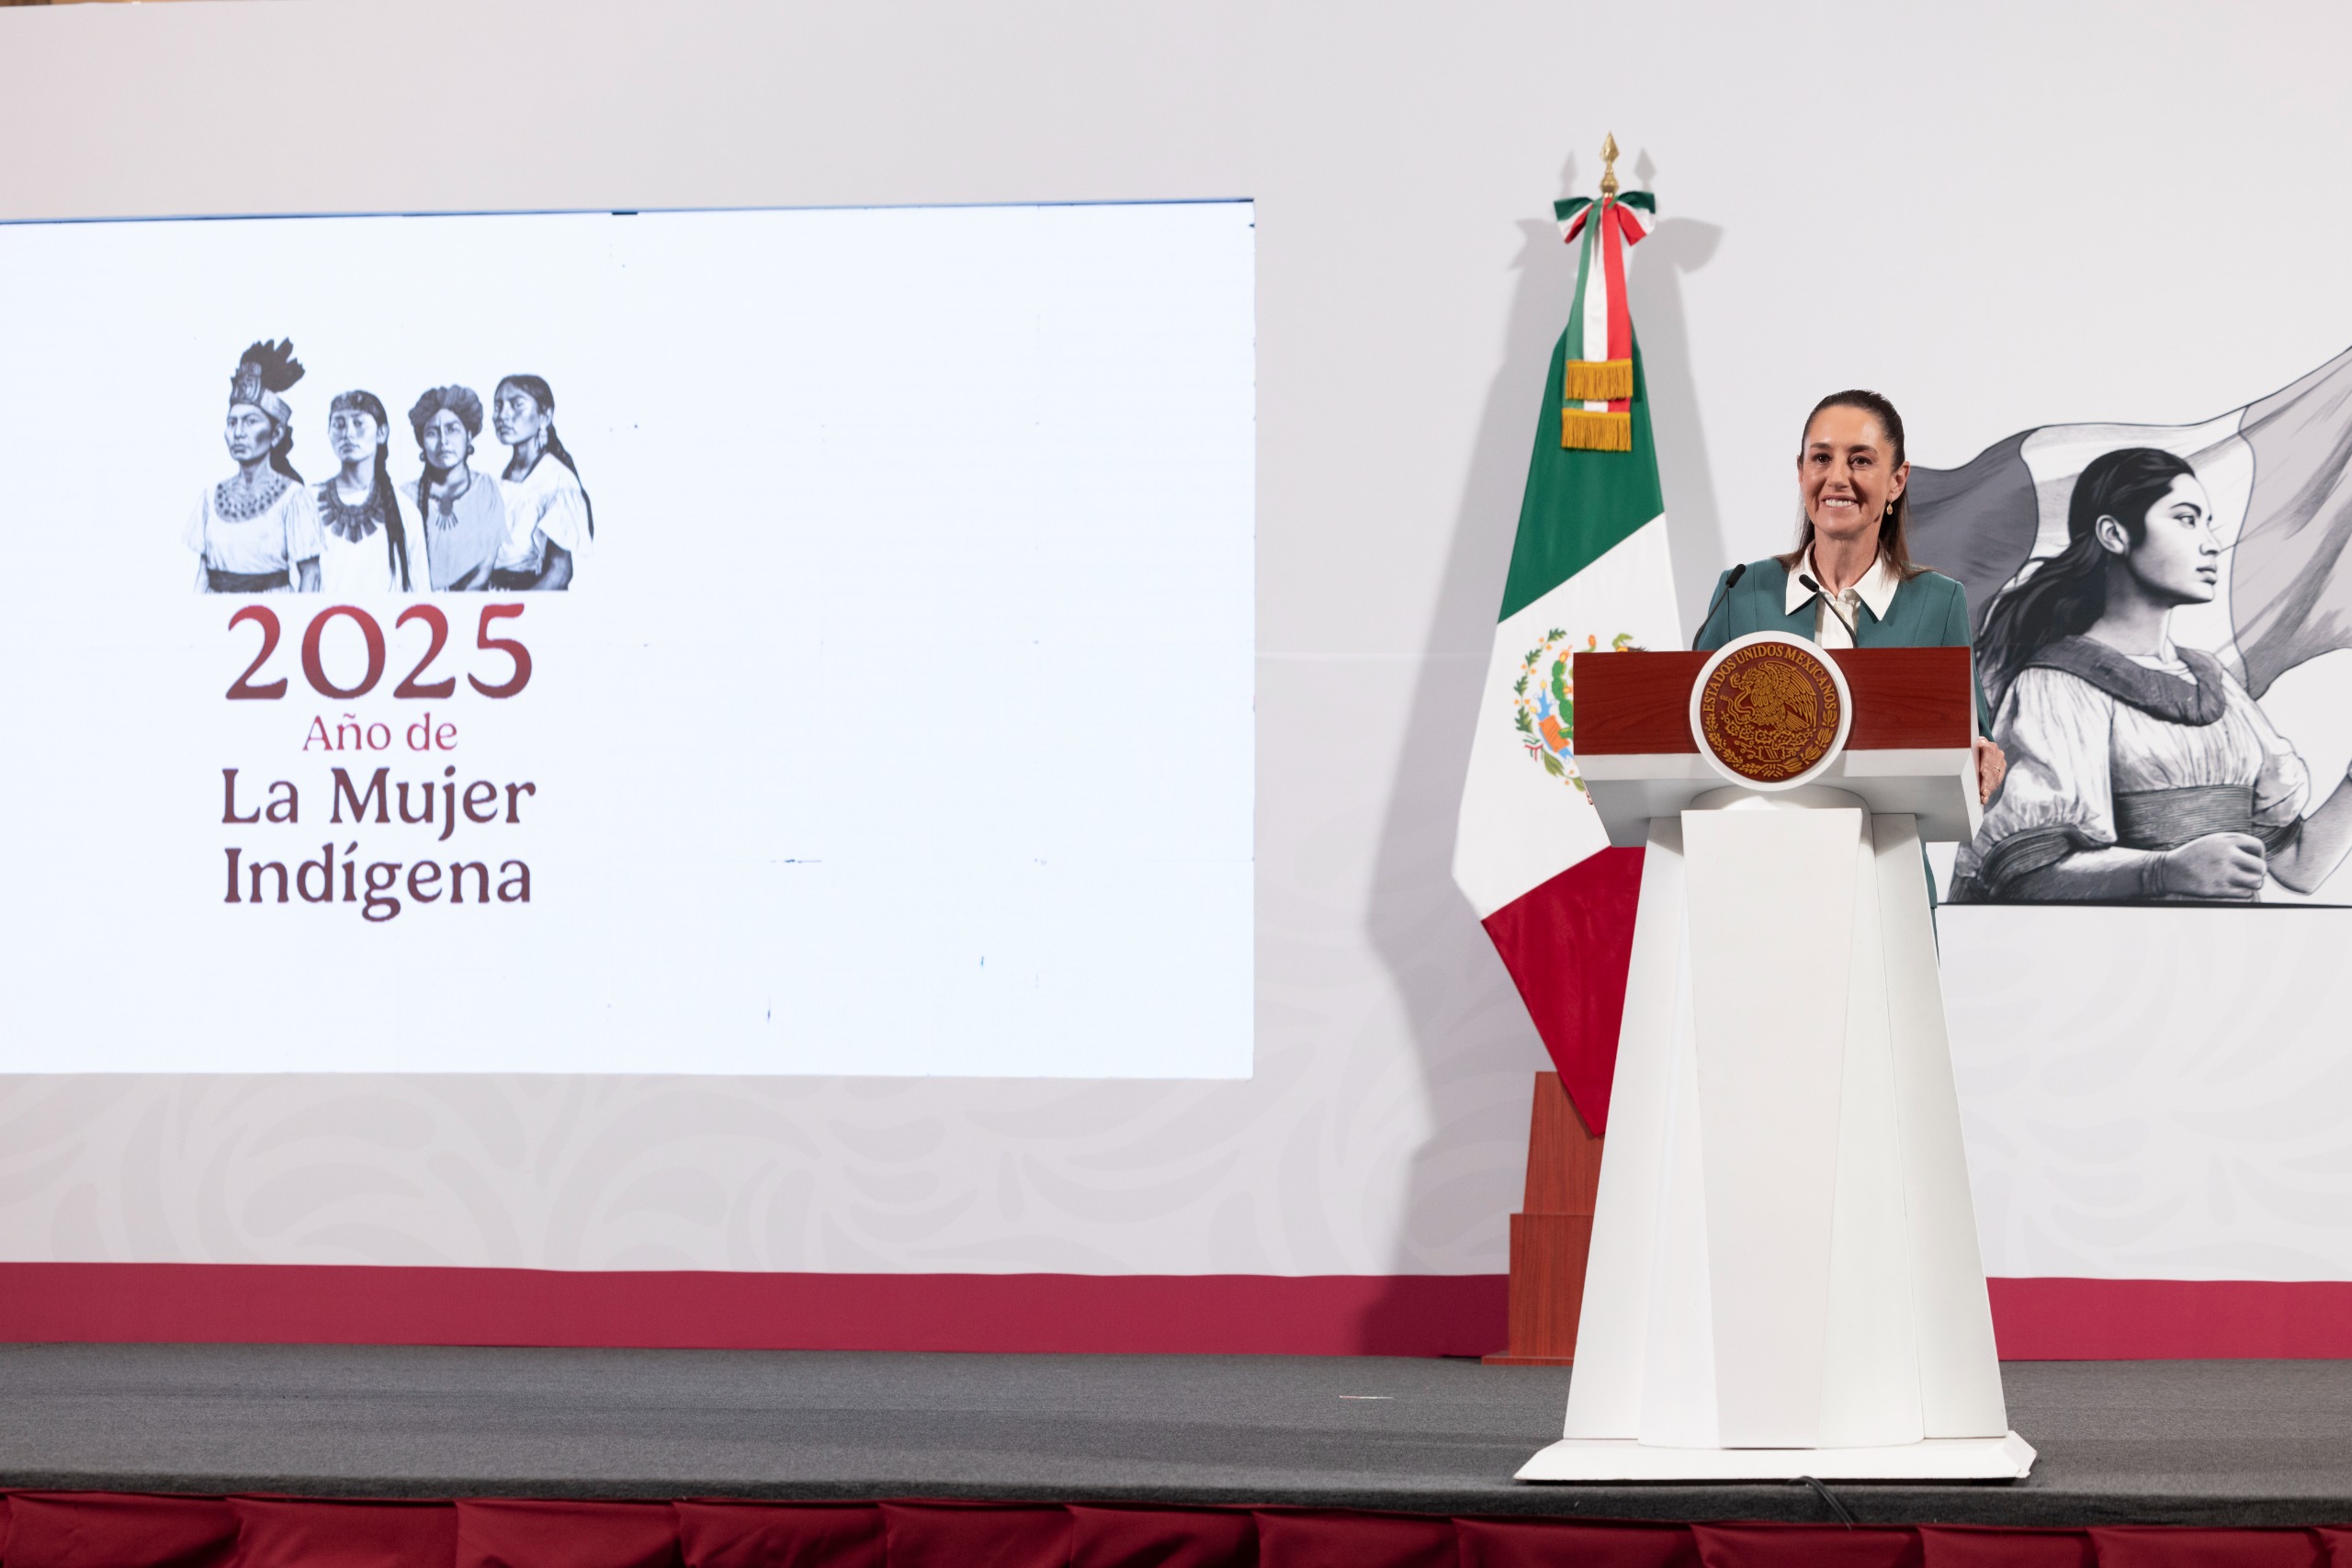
left=1452, top=186, right=1683, bottom=1132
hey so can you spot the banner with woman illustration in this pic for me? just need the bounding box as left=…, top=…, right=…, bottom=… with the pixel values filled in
left=1885, top=350, right=2352, bottom=1286
left=190, top=342, right=592, bottom=598
left=1909, top=346, right=2352, bottom=907
left=0, top=201, right=1258, bottom=1078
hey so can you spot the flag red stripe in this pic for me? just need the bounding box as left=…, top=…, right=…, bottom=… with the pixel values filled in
left=1478, top=848, right=1644, bottom=1134
left=1601, top=205, right=1634, bottom=411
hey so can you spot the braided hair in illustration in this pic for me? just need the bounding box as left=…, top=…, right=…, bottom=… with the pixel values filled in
left=330, top=389, right=412, bottom=591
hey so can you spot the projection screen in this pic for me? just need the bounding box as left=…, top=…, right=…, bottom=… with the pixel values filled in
left=0, top=200, right=1257, bottom=1077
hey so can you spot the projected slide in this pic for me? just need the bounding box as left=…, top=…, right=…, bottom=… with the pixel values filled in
left=0, top=202, right=1255, bottom=1076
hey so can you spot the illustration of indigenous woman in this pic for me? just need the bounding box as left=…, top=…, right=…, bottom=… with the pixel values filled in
left=185, top=340, right=323, bottom=592
left=1951, top=446, right=2352, bottom=902
left=314, top=390, right=413, bottom=595
left=407, top=386, right=504, bottom=592
left=490, top=374, right=594, bottom=591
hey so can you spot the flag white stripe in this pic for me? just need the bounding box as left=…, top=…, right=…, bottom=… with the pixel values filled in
left=1578, top=219, right=1611, bottom=382
left=1453, top=516, right=1683, bottom=918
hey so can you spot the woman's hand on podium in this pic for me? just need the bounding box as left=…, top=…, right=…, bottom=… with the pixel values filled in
left=1973, top=736, right=2007, bottom=805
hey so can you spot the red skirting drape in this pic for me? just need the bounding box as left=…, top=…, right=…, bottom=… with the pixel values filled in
left=0, top=1495, right=2341, bottom=1568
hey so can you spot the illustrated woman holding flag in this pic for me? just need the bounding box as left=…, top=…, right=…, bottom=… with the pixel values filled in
left=1952, top=446, right=2352, bottom=902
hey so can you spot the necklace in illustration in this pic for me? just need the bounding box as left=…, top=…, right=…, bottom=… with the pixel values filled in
left=320, top=483, right=383, bottom=544
left=214, top=471, right=288, bottom=523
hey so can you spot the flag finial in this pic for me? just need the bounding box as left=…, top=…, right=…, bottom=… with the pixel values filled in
left=1551, top=134, right=1651, bottom=448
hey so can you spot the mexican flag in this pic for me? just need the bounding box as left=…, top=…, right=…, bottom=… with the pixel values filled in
left=1451, top=187, right=1683, bottom=1134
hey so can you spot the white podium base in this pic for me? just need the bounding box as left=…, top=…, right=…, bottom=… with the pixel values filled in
left=1516, top=1431, right=2037, bottom=1483
left=1558, top=796, right=2018, bottom=1464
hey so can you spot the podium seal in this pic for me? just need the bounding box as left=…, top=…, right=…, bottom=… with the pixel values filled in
left=1688, top=632, right=1853, bottom=790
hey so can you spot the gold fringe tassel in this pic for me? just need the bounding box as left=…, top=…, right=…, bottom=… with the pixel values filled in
left=1561, top=409, right=1632, bottom=451
left=1561, top=357, right=1633, bottom=401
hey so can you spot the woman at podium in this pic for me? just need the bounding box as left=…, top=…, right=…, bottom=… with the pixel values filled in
left=1693, top=389, right=2005, bottom=805
left=1550, top=389, right=2025, bottom=1472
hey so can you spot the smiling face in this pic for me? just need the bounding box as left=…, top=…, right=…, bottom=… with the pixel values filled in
left=224, top=403, right=277, bottom=465
left=2103, top=473, right=2220, bottom=605
left=1797, top=404, right=1909, bottom=550
left=329, top=406, right=381, bottom=468
left=420, top=408, right=472, bottom=473
left=492, top=385, right=548, bottom=447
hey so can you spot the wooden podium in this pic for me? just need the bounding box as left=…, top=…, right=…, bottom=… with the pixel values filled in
left=1515, top=635, right=2035, bottom=1483
left=1484, top=1071, right=1600, bottom=1367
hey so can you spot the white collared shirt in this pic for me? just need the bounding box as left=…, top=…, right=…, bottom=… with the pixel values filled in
left=1786, top=548, right=1900, bottom=649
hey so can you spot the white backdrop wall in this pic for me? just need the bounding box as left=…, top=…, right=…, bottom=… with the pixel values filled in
left=3, top=0, right=2351, bottom=1281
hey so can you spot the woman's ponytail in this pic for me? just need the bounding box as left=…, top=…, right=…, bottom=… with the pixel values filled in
left=543, top=425, right=594, bottom=538
left=373, top=437, right=411, bottom=591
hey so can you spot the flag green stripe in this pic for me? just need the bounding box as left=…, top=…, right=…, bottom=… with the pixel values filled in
left=1564, top=220, right=1596, bottom=364
left=1496, top=335, right=1663, bottom=622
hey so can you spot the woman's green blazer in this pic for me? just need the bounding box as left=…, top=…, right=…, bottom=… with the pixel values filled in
left=1693, top=558, right=1990, bottom=731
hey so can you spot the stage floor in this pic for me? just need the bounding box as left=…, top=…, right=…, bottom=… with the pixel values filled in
left=0, top=1345, right=2345, bottom=1529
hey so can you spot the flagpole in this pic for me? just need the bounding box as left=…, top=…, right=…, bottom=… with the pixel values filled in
left=1598, top=131, right=1619, bottom=203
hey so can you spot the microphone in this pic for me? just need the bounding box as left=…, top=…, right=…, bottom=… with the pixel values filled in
left=1691, top=563, right=1747, bottom=650
left=1800, top=572, right=1859, bottom=641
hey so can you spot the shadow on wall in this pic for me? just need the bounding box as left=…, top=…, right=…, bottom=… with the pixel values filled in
left=1354, top=152, right=1721, bottom=1355
left=1628, top=151, right=1728, bottom=632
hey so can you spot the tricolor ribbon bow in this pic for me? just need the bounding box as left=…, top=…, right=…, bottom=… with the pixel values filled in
left=1553, top=186, right=1655, bottom=451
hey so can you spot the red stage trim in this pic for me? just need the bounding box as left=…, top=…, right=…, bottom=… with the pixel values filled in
left=0, top=1264, right=1505, bottom=1357
left=0, top=1496, right=2339, bottom=1568
left=1988, top=1278, right=2352, bottom=1360
left=0, top=1265, right=2344, bottom=1359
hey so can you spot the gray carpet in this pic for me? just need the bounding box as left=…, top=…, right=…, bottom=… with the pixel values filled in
left=0, top=1344, right=2346, bottom=1528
